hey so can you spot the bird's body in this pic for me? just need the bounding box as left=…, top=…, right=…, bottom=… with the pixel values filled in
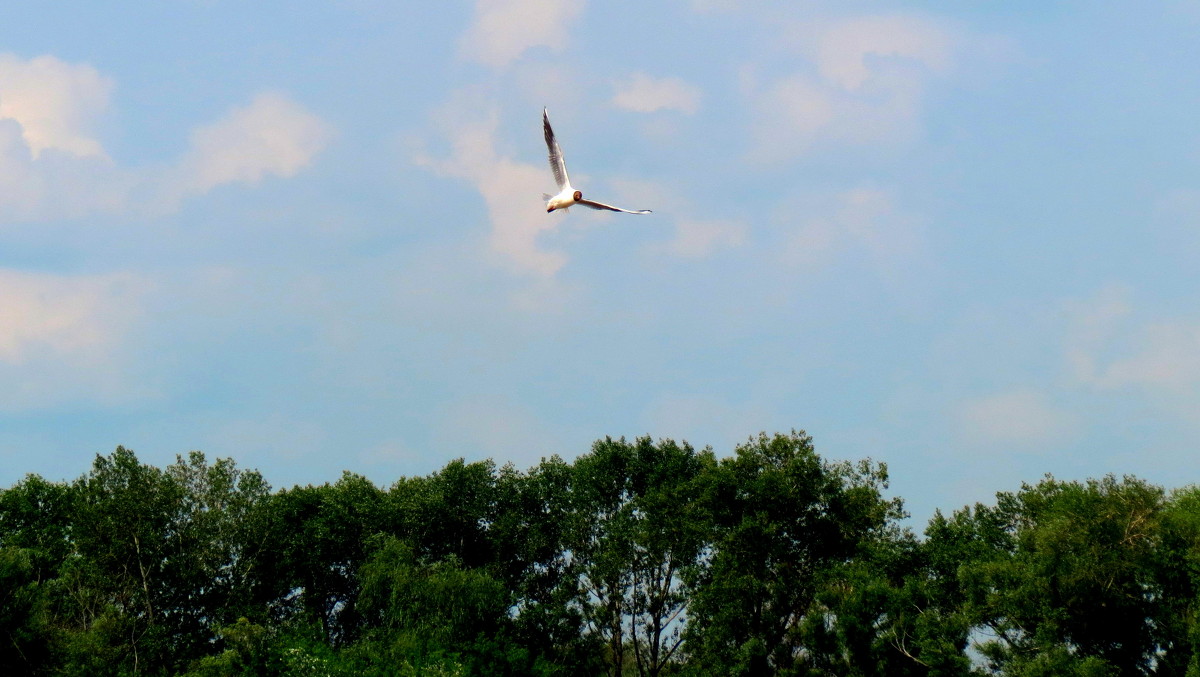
left=544, top=188, right=583, bottom=212
left=542, top=109, right=652, bottom=215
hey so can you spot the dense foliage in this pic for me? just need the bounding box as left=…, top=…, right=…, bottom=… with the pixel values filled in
left=2, top=431, right=1199, bottom=675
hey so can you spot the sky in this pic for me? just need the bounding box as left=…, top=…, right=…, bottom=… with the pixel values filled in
left=2, top=1, right=1200, bottom=525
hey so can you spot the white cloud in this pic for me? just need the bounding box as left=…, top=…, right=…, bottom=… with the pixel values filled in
left=836, top=187, right=921, bottom=258
left=0, top=54, right=113, bottom=158
left=658, top=218, right=746, bottom=258
left=811, top=15, right=954, bottom=91
left=1070, top=285, right=1200, bottom=417
left=745, top=14, right=958, bottom=162
left=1066, top=286, right=1200, bottom=392
left=173, top=92, right=333, bottom=198
left=0, top=54, right=135, bottom=221
left=459, top=0, right=585, bottom=69
left=1080, top=322, right=1200, bottom=390
left=0, top=270, right=154, bottom=411
left=604, top=178, right=744, bottom=260
left=612, top=73, right=702, bottom=114
left=415, top=101, right=567, bottom=276
left=0, top=123, right=135, bottom=221
left=745, top=73, right=835, bottom=160
left=782, top=187, right=925, bottom=269
left=1058, top=286, right=1200, bottom=431
left=0, top=53, right=331, bottom=221
left=959, top=389, right=1075, bottom=448
left=0, top=270, right=144, bottom=364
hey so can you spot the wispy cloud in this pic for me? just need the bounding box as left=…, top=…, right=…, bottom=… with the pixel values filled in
left=0, top=269, right=154, bottom=411
left=0, top=54, right=134, bottom=220
left=744, top=14, right=959, bottom=162
left=810, top=15, right=954, bottom=91
left=1063, top=285, right=1200, bottom=391
left=1059, top=285, right=1200, bottom=430
left=611, top=73, right=702, bottom=114
left=0, top=54, right=332, bottom=222
left=415, top=100, right=566, bottom=276
left=459, top=0, right=585, bottom=69
left=166, top=91, right=334, bottom=203
left=782, top=187, right=926, bottom=270
left=656, top=218, right=746, bottom=258
left=959, top=389, right=1076, bottom=449
left=1076, top=320, right=1200, bottom=391
left=1064, top=286, right=1200, bottom=416
left=0, top=54, right=113, bottom=158
left=0, top=270, right=143, bottom=365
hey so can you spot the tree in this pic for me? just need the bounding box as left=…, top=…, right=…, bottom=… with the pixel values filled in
left=568, top=436, right=714, bottom=677
left=64, top=446, right=188, bottom=673
left=935, top=475, right=1166, bottom=676
left=354, top=537, right=513, bottom=674
left=163, top=448, right=273, bottom=628
left=1154, top=486, right=1200, bottom=675
left=797, top=530, right=975, bottom=677
left=258, top=472, right=386, bottom=646
left=491, top=456, right=600, bottom=675
left=682, top=431, right=906, bottom=675
left=45, top=448, right=274, bottom=675
left=0, top=474, right=74, bottom=675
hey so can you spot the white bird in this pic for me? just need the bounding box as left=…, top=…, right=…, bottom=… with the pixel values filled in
left=542, top=108, right=652, bottom=215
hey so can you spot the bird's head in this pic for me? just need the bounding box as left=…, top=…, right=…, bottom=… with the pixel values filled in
left=573, top=190, right=582, bottom=202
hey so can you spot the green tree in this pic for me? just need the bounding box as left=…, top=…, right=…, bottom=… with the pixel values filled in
left=802, top=528, right=975, bottom=676
left=354, top=536, right=513, bottom=674
left=0, top=547, right=52, bottom=674
left=568, top=436, right=714, bottom=677
left=489, top=456, right=599, bottom=675
left=937, top=475, right=1165, bottom=676
left=682, top=431, right=906, bottom=675
left=1155, top=486, right=1200, bottom=675
left=164, top=451, right=273, bottom=629
left=0, top=474, right=74, bottom=675
left=63, top=446, right=188, bottom=673
left=258, top=472, right=387, bottom=646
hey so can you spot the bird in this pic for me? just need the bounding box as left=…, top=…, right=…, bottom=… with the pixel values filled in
left=542, top=108, right=652, bottom=215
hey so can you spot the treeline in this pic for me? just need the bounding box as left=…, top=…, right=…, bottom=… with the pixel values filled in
left=2, top=432, right=1200, bottom=676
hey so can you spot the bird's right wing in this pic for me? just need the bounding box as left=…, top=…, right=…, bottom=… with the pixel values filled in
left=543, top=108, right=570, bottom=190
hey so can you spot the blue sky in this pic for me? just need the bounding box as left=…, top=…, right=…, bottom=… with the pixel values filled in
left=2, top=1, right=1200, bottom=524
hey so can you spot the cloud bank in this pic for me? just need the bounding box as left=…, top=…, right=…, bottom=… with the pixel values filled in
left=170, top=91, right=334, bottom=202
left=745, top=14, right=959, bottom=162
left=612, top=73, right=701, bottom=114
left=0, top=54, right=113, bottom=158
left=460, top=0, right=585, bottom=69
left=0, top=54, right=332, bottom=221
left=417, top=104, right=565, bottom=276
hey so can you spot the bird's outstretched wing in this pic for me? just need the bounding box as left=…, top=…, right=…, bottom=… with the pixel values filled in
left=543, top=109, right=570, bottom=190
left=577, top=199, right=652, bottom=214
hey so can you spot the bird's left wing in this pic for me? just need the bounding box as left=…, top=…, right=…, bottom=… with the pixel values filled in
left=577, top=199, right=652, bottom=214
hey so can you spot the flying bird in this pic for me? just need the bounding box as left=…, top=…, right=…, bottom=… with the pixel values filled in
left=542, top=108, right=652, bottom=215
